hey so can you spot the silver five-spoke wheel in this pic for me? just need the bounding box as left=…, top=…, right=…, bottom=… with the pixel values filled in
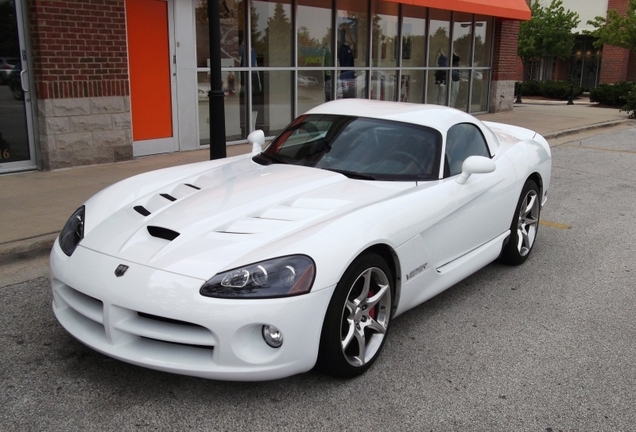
left=318, top=253, right=394, bottom=378
left=341, top=267, right=391, bottom=367
left=500, top=179, right=541, bottom=265
left=516, top=188, right=539, bottom=257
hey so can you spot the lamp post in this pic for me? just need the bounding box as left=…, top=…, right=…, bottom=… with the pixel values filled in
left=208, top=0, right=227, bottom=160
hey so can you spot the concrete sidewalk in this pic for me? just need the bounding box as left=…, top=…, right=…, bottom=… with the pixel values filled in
left=0, top=99, right=632, bottom=264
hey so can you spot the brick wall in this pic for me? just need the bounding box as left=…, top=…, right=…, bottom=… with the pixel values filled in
left=599, top=0, right=632, bottom=84
left=28, top=0, right=129, bottom=99
left=491, top=20, right=521, bottom=82
left=490, top=19, right=522, bottom=112
left=27, top=0, right=132, bottom=170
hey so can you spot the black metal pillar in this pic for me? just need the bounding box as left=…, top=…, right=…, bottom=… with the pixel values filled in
left=208, top=0, right=227, bottom=160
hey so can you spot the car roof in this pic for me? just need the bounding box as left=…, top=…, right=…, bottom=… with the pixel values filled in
left=305, top=99, right=485, bottom=134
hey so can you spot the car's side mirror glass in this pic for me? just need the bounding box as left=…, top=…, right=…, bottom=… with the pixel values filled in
left=456, top=156, right=496, bottom=185
left=248, top=130, right=265, bottom=154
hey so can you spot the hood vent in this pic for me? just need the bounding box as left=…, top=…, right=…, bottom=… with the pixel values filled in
left=185, top=183, right=201, bottom=190
left=160, top=193, right=177, bottom=202
left=134, top=205, right=151, bottom=217
left=147, top=226, right=180, bottom=241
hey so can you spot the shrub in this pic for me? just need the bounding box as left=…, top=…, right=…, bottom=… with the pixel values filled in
left=516, top=80, right=583, bottom=100
left=589, top=81, right=635, bottom=106
left=620, top=84, right=636, bottom=118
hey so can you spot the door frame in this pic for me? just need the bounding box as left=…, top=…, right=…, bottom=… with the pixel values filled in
left=130, top=0, right=180, bottom=157
left=0, top=0, right=37, bottom=174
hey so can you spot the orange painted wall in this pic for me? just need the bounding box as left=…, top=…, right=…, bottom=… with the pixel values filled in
left=126, top=0, right=173, bottom=141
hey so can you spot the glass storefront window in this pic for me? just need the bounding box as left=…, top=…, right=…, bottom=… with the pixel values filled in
left=252, top=0, right=292, bottom=67
left=401, top=6, right=427, bottom=70
left=193, top=2, right=493, bottom=145
left=473, top=16, right=492, bottom=68
left=372, top=1, right=399, bottom=68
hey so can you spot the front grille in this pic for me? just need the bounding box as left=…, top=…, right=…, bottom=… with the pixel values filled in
left=53, top=283, right=217, bottom=351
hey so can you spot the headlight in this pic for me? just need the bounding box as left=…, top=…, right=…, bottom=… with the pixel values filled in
left=200, top=255, right=315, bottom=299
left=59, top=206, right=85, bottom=256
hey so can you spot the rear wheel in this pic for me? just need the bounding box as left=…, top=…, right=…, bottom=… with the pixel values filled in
left=499, top=179, right=541, bottom=265
left=317, top=253, right=393, bottom=378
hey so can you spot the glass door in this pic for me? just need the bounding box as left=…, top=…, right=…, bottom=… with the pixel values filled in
left=0, top=0, right=37, bottom=174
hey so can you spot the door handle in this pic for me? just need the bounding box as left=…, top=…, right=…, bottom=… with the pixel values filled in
left=20, top=69, right=28, bottom=92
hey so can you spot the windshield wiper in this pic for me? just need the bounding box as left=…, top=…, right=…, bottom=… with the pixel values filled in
left=324, top=168, right=377, bottom=180
left=254, top=152, right=291, bottom=165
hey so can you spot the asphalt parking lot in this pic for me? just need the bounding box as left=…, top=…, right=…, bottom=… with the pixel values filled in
left=1, top=125, right=635, bottom=431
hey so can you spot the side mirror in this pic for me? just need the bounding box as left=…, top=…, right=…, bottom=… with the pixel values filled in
left=456, top=156, right=496, bottom=185
left=248, top=130, right=265, bottom=154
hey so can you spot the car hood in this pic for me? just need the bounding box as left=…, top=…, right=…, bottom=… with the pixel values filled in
left=79, top=158, right=413, bottom=280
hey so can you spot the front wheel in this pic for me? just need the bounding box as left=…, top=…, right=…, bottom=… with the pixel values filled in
left=499, top=179, right=541, bottom=265
left=317, top=253, right=393, bottom=378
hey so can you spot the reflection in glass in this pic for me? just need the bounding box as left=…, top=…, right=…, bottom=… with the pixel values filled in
left=298, top=70, right=331, bottom=114
left=370, top=70, right=397, bottom=101
left=254, top=71, right=293, bottom=136
left=401, top=6, right=427, bottom=69
left=297, top=0, right=332, bottom=113
left=0, top=2, right=30, bottom=164
left=297, top=0, right=332, bottom=67
left=473, top=16, right=492, bottom=68
left=471, top=69, right=490, bottom=113
left=252, top=0, right=292, bottom=67
left=337, top=0, right=368, bottom=96
left=428, top=10, right=450, bottom=106
left=400, top=69, right=426, bottom=103
left=372, top=1, right=398, bottom=68
left=196, top=0, right=243, bottom=68
left=336, top=70, right=367, bottom=100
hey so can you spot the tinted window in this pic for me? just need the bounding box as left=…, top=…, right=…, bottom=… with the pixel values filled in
left=445, top=123, right=491, bottom=177
left=255, top=115, right=443, bottom=181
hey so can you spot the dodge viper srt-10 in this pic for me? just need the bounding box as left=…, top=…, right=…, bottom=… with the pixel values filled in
left=51, top=99, right=551, bottom=381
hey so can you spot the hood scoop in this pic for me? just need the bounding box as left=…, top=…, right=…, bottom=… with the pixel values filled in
left=147, top=226, right=180, bottom=241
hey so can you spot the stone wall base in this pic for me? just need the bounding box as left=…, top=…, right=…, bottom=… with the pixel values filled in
left=489, top=80, right=516, bottom=113
left=37, top=96, right=133, bottom=170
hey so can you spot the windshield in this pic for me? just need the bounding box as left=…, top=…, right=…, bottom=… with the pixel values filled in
left=254, top=114, right=442, bottom=181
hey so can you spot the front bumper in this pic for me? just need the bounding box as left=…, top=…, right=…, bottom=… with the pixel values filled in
left=50, top=242, right=334, bottom=381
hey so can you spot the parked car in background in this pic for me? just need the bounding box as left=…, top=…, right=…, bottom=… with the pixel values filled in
left=0, top=57, right=19, bottom=85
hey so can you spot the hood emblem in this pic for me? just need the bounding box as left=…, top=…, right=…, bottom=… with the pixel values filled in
left=115, top=264, right=129, bottom=277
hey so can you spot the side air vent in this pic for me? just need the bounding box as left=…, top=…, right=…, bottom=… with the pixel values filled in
left=160, top=193, right=177, bottom=202
left=185, top=183, right=201, bottom=190
left=147, top=226, right=180, bottom=241
left=134, top=206, right=151, bottom=217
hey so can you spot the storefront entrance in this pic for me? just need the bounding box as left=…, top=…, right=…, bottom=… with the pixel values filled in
left=0, top=0, right=37, bottom=174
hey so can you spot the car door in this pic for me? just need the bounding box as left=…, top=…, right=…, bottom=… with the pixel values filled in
left=420, top=123, right=517, bottom=268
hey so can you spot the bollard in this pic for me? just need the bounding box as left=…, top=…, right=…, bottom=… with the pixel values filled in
left=515, top=82, right=523, bottom=104
left=567, top=84, right=574, bottom=105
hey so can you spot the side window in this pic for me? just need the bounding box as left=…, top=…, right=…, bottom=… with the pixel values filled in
left=444, top=123, right=491, bottom=177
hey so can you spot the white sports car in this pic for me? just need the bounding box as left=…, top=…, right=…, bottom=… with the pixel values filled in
left=51, top=99, right=551, bottom=381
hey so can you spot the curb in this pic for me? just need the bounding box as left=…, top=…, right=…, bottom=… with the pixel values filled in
left=543, top=119, right=630, bottom=140
left=0, top=233, right=57, bottom=265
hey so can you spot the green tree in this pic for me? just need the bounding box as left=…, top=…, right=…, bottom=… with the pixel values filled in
left=587, top=0, right=636, bottom=52
left=518, top=0, right=580, bottom=81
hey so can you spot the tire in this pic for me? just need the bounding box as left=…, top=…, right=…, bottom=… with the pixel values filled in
left=317, top=253, right=393, bottom=378
left=499, top=179, right=541, bottom=265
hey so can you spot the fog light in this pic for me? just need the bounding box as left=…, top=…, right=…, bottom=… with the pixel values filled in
left=262, top=325, right=283, bottom=348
